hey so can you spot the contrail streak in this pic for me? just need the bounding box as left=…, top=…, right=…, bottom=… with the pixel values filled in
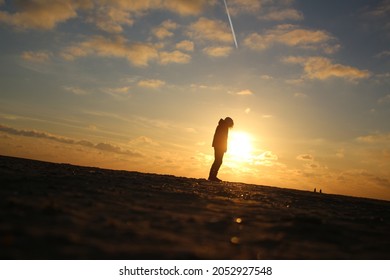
left=223, top=0, right=238, bottom=48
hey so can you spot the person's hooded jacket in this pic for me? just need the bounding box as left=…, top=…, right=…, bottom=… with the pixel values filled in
left=212, top=118, right=232, bottom=152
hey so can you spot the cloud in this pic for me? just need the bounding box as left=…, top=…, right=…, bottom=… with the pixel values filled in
left=129, top=136, right=159, bottom=146
left=187, top=17, right=233, bottom=44
left=260, top=74, right=273, bottom=80
left=63, top=86, right=90, bottom=95
left=336, top=149, right=345, bottom=159
left=253, top=151, right=279, bottom=166
left=244, top=33, right=268, bottom=51
left=152, top=20, right=178, bottom=39
left=356, top=133, right=390, bottom=143
left=189, top=83, right=224, bottom=91
left=61, top=35, right=159, bottom=67
left=283, top=56, right=371, bottom=80
left=102, top=86, right=131, bottom=99
left=294, top=92, right=308, bottom=98
left=0, top=124, right=142, bottom=157
left=295, top=153, right=329, bottom=173
left=0, top=0, right=79, bottom=30
left=375, top=50, right=390, bottom=58
left=0, top=124, right=73, bottom=145
left=228, top=0, right=262, bottom=15
left=176, top=40, right=194, bottom=52
left=87, top=4, right=134, bottom=33
left=261, top=8, right=304, bottom=21
left=362, top=0, right=390, bottom=35
left=337, top=170, right=390, bottom=190
left=202, top=46, right=232, bottom=57
left=21, top=51, right=51, bottom=63
left=297, top=154, right=314, bottom=161
left=260, top=151, right=278, bottom=160
left=0, top=0, right=213, bottom=32
left=378, top=94, right=390, bottom=104
left=159, top=50, right=191, bottom=65
left=244, top=24, right=338, bottom=53
left=303, top=162, right=322, bottom=170
left=61, top=34, right=192, bottom=67
left=160, top=0, right=213, bottom=16
left=365, top=0, right=390, bottom=18
left=236, top=89, right=253, bottom=95
left=86, top=0, right=213, bottom=33
left=137, top=79, right=166, bottom=89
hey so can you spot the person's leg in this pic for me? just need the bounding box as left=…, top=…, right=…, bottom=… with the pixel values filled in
left=208, top=148, right=224, bottom=181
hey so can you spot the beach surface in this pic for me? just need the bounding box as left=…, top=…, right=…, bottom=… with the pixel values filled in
left=0, top=155, right=389, bottom=259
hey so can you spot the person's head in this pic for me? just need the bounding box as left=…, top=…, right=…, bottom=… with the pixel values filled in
left=224, top=117, right=234, bottom=128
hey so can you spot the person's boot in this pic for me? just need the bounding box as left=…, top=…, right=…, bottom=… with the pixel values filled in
left=208, top=168, right=221, bottom=182
left=209, top=176, right=222, bottom=182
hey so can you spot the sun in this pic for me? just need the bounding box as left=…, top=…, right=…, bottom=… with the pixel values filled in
left=227, top=131, right=253, bottom=161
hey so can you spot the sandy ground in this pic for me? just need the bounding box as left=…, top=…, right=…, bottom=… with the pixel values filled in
left=0, top=155, right=389, bottom=259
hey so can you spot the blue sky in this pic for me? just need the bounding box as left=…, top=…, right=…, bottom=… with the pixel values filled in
left=0, top=0, right=389, bottom=200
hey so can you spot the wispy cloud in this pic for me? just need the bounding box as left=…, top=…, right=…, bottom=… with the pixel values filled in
left=378, top=94, right=390, bottom=104
left=0, top=0, right=212, bottom=32
left=297, top=154, right=314, bottom=161
left=260, top=8, right=304, bottom=21
left=364, top=0, right=390, bottom=19
left=260, top=74, right=273, bottom=80
left=338, top=169, right=390, bottom=190
left=202, top=46, right=232, bottom=57
left=159, top=0, right=213, bottom=16
left=362, top=0, right=390, bottom=35
left=252, top=151, right=279, bottom=167
left=63, top=86, right=90, bottom=96
left=137, top=79, right=166, bottom=89
left=61, top=35, right=159, bottom=67
left=159, top=50, right=191, bottom=65
left=189, top=83, right=224, bottom=91
left=86, top=0, right=213, bottom=33
left=356, top=133, right=390, bottom=143
left=294, top=92, right=308, bottom=98
left=283, top=56, right=371, bottom=81
left=236, top=89, right=253, bottom=95
left=0, top=0, right=79, bottom=30
left=87, top=4, right=134, bottom=33
left=0, top=124, right=142, bottom=157
left=129, top=136, right=160, bottom=147
left=244, top=24, right=338, bottom=54
left=187, top=17, right=232, bottom=44
left=102, top=86, right=131, bottom=99
left=152, top=20, right=178, bottom=39
left=228, top=0, right=262, bottom=15
left=375, top=50, right=390, bottom=58
left=61, top=34, right=193, bottom=66
left=176, top=40, right=194, bottom=52
left=21, top=51, right=51, bottom=63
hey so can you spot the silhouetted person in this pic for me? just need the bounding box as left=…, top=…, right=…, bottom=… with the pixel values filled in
left=208, top=117, right=234, bottom=182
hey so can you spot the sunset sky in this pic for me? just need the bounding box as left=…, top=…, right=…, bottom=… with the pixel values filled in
left=0, top=0, right=389, bottom=200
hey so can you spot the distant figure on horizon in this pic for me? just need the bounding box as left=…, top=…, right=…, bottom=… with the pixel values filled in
left=208, top=117, right=234, bottom=182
